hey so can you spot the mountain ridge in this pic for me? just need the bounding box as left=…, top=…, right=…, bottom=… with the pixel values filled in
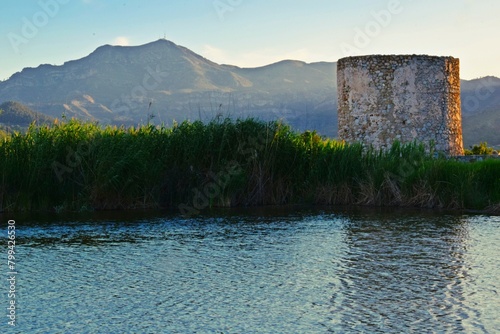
left=0, top=39, right=338, bottom=134
left=0, top=39, right=498, bottom=145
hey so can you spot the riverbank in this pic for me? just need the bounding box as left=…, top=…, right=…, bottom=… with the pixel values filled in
left=1, top=118, right=499, bottom=213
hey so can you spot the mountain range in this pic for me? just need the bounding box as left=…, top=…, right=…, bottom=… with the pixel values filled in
left=0, top=39, right=499, bottom=148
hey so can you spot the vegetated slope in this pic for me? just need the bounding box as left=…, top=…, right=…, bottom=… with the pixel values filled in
left=0, top=101, right=53, bottom=127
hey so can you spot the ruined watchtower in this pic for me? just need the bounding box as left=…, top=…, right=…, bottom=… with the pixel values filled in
left=337, top=55, right=464, bottom=155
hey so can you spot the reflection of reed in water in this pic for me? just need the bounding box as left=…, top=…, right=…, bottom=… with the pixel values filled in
left=328, top=212, right=479, bottom=332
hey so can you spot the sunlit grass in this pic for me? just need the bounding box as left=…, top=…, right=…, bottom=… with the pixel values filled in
left=1, top=118, right=499, bottom=213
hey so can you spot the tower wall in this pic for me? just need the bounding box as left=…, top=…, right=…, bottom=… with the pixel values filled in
left=337, top=55, right=463, bottom=155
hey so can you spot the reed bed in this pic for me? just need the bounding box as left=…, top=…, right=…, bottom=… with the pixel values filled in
left=1, top=118, right=499, bottom=213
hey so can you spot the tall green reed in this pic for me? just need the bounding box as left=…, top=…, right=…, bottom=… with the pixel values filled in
left=0, top=117, right=499, bottom=213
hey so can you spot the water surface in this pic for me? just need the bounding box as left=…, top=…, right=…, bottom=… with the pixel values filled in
left=4, top=208, right=500, bottom=333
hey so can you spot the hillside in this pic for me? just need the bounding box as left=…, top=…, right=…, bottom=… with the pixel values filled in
left=463, top=106, right=500, bottom=148
left=0, top=39, right=337, bottom=135
left=461, top=76, right=500, bottom=117
left=460, top=76, right=500, bottom=148
left=0, top=101, right=53, bottom=127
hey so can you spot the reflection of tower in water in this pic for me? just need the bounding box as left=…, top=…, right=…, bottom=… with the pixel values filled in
left=328, top=211, right=478, bottom=332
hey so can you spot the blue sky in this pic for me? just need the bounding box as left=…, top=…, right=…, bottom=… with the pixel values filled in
left=1, top=0, right=499, bottom=81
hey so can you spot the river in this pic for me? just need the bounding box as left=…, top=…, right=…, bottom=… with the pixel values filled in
left=3, top=207, right=499, bottom=333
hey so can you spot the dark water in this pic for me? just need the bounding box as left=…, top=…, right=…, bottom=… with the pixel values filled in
left=3, top=208, right=500, bottom=333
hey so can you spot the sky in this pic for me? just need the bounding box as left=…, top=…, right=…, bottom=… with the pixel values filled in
left=0, top=0, right=499, bottom=81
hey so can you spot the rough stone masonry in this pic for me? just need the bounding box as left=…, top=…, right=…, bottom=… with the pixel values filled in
left=337, top=55, right=464, bottom=156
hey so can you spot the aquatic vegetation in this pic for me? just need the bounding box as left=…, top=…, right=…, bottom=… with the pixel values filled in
left=0, top=118, right=499, bottom=213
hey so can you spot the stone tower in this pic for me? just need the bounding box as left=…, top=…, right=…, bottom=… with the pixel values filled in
left=337, top=55, right=464, bottom=155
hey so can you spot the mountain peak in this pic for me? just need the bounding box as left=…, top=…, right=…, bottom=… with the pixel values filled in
left=78, top=39, right=175, bottom=60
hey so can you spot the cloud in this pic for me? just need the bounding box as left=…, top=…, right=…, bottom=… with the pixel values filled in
left=113, top=36, right=130, bottom=46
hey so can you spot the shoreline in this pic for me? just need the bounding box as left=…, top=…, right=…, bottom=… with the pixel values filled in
left=2, top=204, right=498, bottom=225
